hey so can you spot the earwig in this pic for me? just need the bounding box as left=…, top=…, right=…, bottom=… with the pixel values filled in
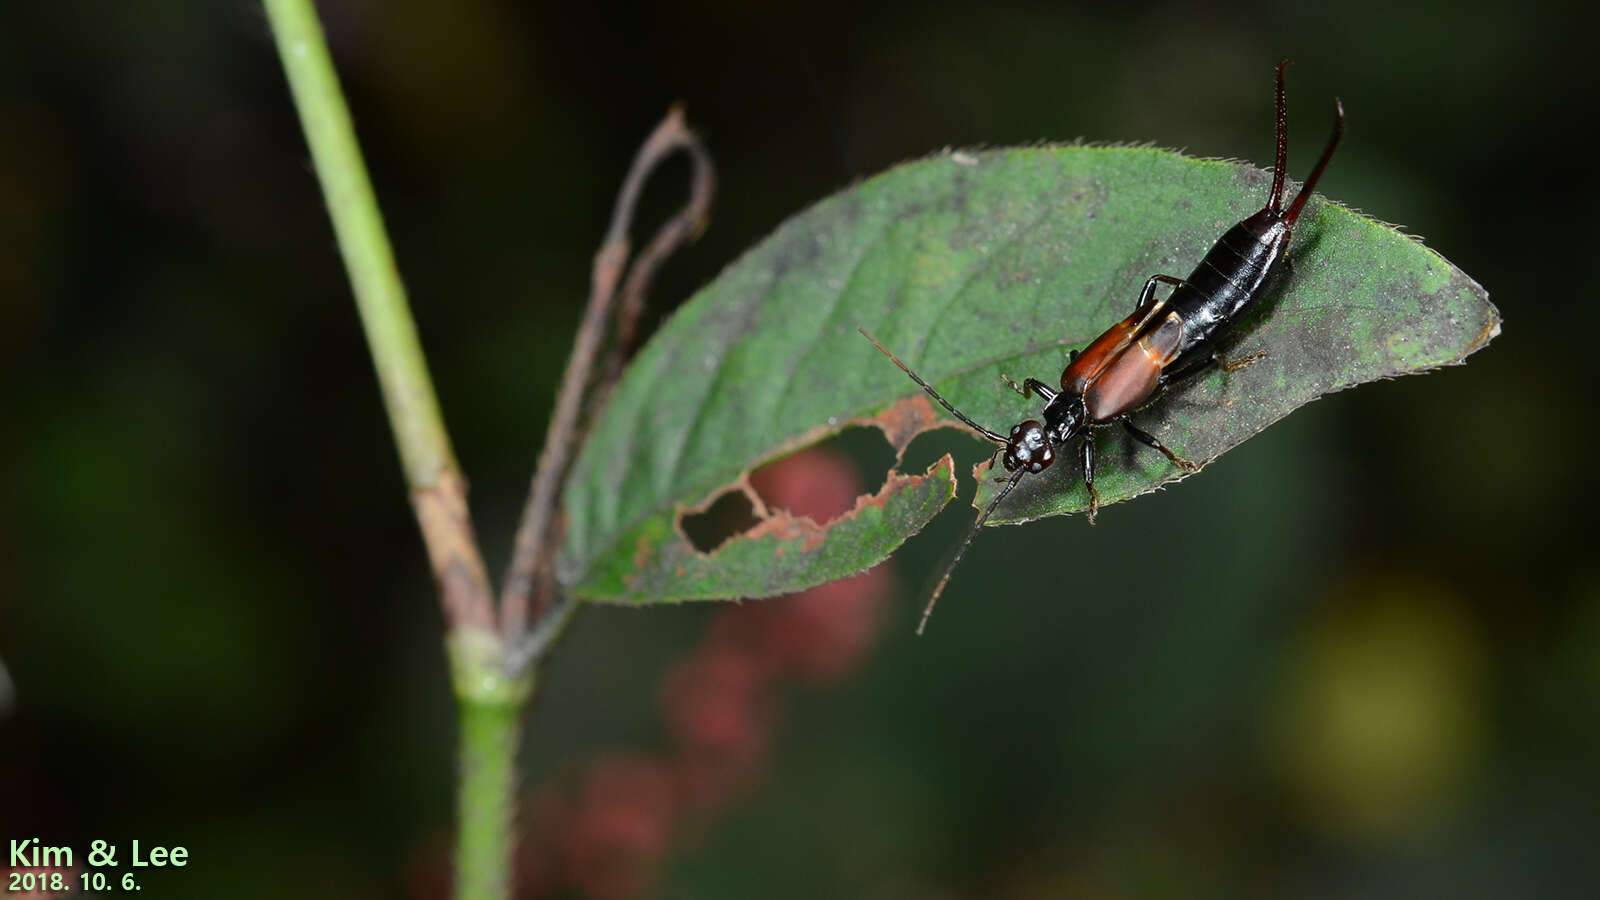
left=862, top=60, right=1345, bottom=634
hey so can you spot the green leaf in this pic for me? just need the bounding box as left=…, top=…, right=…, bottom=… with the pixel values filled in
left=557, top=146, right=1498, bottom=603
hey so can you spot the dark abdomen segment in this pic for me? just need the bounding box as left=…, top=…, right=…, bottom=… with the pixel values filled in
left=1165, top=217, right=1289, bottom=358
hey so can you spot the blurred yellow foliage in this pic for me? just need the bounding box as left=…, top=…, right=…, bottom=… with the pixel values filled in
left=1267, top=576, right=1488, bottom=842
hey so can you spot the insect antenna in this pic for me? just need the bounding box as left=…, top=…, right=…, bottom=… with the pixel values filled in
left=917, top=466, right=1027, bottom=635
left=857, top=328, right=1007, bottom=445
left=1283, top=97, right=1345, bottom=227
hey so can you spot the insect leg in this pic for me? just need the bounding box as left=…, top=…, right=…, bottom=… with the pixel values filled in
left=1160, top=346, right=1268, bottom=390
left=1000, top=374, right=1058, bottom=401
left=1080, top=433, right=1099, bottom=525
left=1118, top=416, right=1199, bottom=473
left=1137, top=274, right=1187, bottom=311
left=1218, top=350, right=1268, bottom=373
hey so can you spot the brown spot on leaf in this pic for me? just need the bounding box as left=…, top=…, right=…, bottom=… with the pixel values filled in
left=634, top=532, right=655, bottom=576
left=742, top=510, right=826, bottom=552
left=968, top=454, right=1000, bottom=490
left=869, top=393, right=944, bottom=454
left=1468, top=306, right=1502, bottom=356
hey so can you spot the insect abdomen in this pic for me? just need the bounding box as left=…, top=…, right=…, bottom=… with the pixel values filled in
left=1168, top=218, right=1290, bottom=355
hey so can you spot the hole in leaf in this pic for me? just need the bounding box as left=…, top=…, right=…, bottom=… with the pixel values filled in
left=750, top=426, right=895, bottom=523
left=900, top=425, right=996, bottom=482
left=680, top=487, right=762, bottom=553
left=676, top=423, right=949, bottom=560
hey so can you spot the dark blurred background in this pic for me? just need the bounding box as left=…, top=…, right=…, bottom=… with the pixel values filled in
left=4, top=0, right=1597, bottom=896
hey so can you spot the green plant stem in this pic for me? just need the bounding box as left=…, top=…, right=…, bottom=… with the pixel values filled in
left=265, top=0, right=495, bottom=636
left=263, top=0, right=455, bottom=490
left=450, top=630, right=534, bottom=900
left=264, top=2, right=513, bottom=896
